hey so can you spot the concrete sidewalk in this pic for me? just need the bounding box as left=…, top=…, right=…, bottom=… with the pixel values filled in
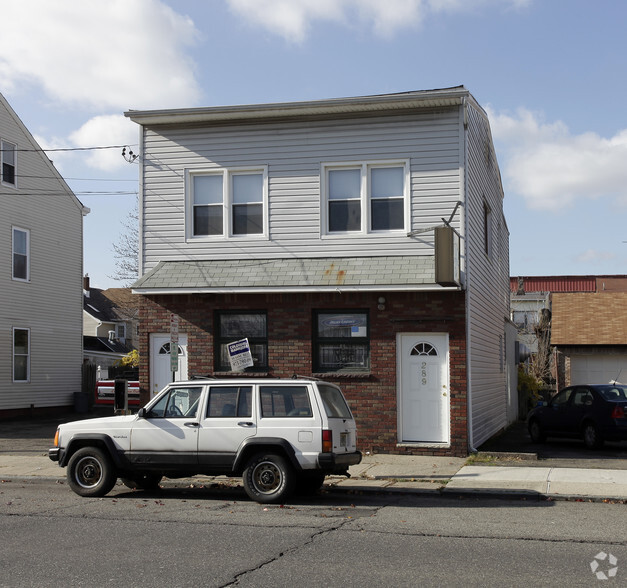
left=3, top=452, right=627, bottom=501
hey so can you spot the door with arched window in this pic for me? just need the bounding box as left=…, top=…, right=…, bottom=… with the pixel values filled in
left=397, top=333, right=449, bottom=444
left=150, top=334, right=188, bottom=397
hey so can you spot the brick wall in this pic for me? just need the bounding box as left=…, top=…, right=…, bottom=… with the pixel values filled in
left=138, top=290, right=469, bottom=456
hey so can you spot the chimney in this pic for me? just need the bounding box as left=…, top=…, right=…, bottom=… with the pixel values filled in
left=83, top=275, right=90, bottom=292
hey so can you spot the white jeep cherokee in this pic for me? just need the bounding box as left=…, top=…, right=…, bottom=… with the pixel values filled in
left=50, top=378, right=361, bottom=503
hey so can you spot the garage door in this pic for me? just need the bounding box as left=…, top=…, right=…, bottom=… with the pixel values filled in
left=570, top=354, right=627, bottom=385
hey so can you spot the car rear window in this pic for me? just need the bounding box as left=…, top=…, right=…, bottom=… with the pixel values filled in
left=260, top=386, right=312, bottom=417
left=597, top=386, right=627, bottom=401
left=318, top=384, right=353, bottom=419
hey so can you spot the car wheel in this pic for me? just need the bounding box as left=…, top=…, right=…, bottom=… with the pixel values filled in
left=528, top=419, right=546, bottom=443
left=121, top=473, right=163, bottom=491
left=295, top=472, right=326, bottom=495
left=583, top=422, right=604, bottom=449
left=243, top=453, right=295, bottom=504
left=67, top=447, right=117, bottom=497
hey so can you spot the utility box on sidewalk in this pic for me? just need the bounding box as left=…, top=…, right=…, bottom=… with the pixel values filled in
left=114, top=379, right=129, bottom=414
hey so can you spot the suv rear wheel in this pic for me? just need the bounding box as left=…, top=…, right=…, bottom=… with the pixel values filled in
left=67, top=447, right=117, bottom=497
left=243, top=453, right=295, bottom=504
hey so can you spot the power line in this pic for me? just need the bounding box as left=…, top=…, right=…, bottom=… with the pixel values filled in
left=1, top=144, right=138, bottom=153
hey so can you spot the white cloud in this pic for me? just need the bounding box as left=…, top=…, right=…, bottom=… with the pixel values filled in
left=227, top=0, right=530, bottom=42
left=0, top=0, right=201, bottom=111
left=69, top=115, right=139, bottom=172
left=488, top=107, right=627, bottom=211
left=576, top=250, right=616, bottom=264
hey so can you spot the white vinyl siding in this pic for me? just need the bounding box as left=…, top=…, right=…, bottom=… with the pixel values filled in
left=464, top=102, right=510, bottom=448
left=1, top=93, right=84, bottom=410
left=139, top=112, right=463, bottom=273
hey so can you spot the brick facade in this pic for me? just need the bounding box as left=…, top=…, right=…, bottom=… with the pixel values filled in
left=138, top=290, right=469, bottom=457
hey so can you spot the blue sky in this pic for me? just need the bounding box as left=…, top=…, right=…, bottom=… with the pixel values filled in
left=2, top=0, right=626, bottom=288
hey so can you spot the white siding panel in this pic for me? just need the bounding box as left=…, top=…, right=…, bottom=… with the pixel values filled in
left=1, top=93, right=84, bottom=410
left=140, top=111, right=464, bottom=272
left=464, top=102, right=510, bottom=448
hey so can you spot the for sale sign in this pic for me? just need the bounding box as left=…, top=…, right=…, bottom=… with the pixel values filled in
left=227, top=338, right=254, bottom=371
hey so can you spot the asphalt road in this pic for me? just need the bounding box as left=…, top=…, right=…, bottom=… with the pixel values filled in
left=2, top=479, right=626, bottom=587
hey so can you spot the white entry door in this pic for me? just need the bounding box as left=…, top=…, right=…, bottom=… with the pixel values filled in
left=150, top=334, right=188, bottom=398
left=398, top=333, right=450, bottom=444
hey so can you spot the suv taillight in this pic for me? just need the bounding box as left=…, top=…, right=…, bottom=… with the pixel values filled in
left=611, top=405, right=625, bottom=419
left=322, top=429, right=333, bottom=452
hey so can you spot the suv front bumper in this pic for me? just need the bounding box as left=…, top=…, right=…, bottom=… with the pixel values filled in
left=49, top=447, right=61, bottom=462
left=318, top=451, right=362, bottom=472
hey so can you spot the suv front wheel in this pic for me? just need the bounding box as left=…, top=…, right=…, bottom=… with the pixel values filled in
left=67, top=446, right=117, bottom=497
left=243, top=453, right=295, bottom=504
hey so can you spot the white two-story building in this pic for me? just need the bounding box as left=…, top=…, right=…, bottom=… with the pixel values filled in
left=127, top=87, right=512, bottom=456
left=1, top=92, right=87, bottom=416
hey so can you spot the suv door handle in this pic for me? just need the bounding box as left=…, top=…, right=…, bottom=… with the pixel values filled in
left=184, top=422, right=200, bottom=428
left=238, top=421, right=255, bottom=428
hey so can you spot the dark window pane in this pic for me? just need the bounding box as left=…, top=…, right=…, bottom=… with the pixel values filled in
left=329, top=200, right=361, bottom=232
left=317, top=313, right=368, bottom=338
left=233, top=203, right=263, bottom=234
left=260, top=386, right=312, bottom=418
left=220, top=314, right=266, bottom=338
left=13, top=254, right=27, bottom=280
left=194, top=205, right=222, bottom=235
left=371, top=198, right=404, bottom=230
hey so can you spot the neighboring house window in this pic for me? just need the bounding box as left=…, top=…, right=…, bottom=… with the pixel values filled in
left=12, top=227, right=30, bottom=281
left=13, top=328, right=30, bottom=382
left=1, top=140, right=16, bottom=186
left=117, top=324, right=126, bottom=340
left=323, top=161, right=408, bottom=234
left=189, top=168, right=267, bottom=238
left=215, top=311, right=268, bottom=371
left=313, top=311, right=369, bottom=372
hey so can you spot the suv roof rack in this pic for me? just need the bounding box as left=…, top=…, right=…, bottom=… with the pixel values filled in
left=291, top=374, right=321, bottom=381
left=190, top=374, right=217, bottom=380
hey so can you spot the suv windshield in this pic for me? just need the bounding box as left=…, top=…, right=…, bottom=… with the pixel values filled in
left=318, top=384, right=353, bottom=419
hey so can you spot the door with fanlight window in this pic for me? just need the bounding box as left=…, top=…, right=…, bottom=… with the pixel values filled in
left=150, top=334, right=188, bottom=398
left=398, top=334, right=450, bottom=444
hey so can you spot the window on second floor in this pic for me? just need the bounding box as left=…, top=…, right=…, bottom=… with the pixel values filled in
left=1, top=140, right=16, bottom=186
left=12, top=227, right=30, bottom=281
left=117, top=324, right=126, bottom=340
left=188, top=168, right=267, bottom=239
left=322, top=161, right=409, bottom=235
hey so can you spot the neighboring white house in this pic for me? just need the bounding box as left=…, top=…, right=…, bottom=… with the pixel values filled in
left=126, top=87, right=511, bottom=455
left=0, top=92, right=88, bottom=416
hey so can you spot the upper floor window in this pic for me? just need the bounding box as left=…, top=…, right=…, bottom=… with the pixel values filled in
left=1, top=140, right=16, bottom=186
left=188, top=167, right=267, bottom=238
left=483, top=201, right=493, bottom=258
left=13, top=327, right=30, bottom=382
left=12, top=227, right=30, bottom=281
left=323, top=161, right=408, bottom=235
left=116, top=324, right=126, bottom=340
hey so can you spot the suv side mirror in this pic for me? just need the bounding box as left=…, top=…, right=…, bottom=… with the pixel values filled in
left=137, top=408, right=146, bottom=418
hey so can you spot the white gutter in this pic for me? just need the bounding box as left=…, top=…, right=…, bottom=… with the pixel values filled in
left=132, top=284, right=462, bottom=296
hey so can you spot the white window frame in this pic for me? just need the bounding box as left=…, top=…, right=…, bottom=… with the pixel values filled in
left=117, top=323, right=126, bottom=340
left=12, top=226, right=30, bottom=282
left=321, top=160, right=410, bottom=236
left=1, top=140, right=17, bottom=187
left=186, top=166, right=268, bottom=240
left=13, top=327, right=30, bottom=383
